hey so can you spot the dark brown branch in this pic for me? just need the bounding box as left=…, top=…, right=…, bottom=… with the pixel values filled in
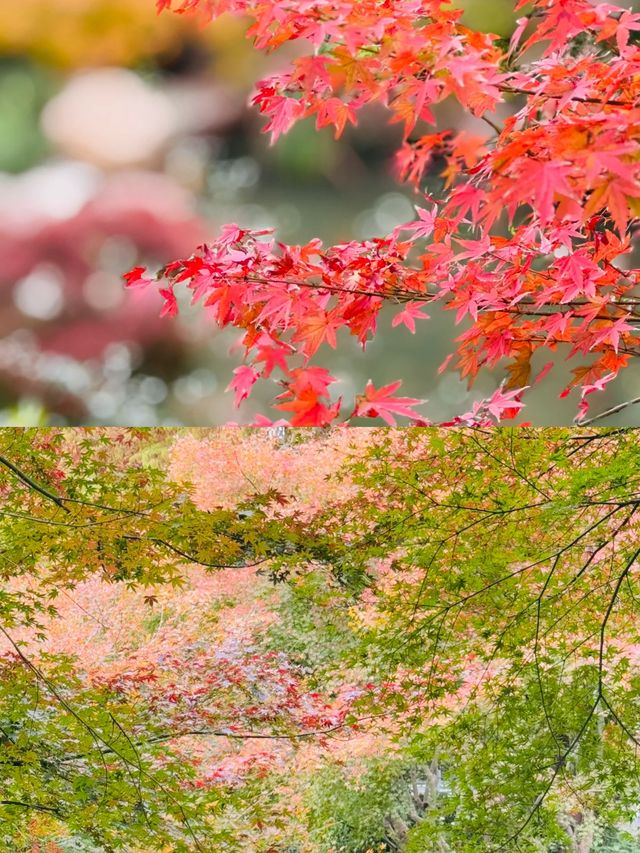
left=0, top=800, right=62, bottom=815
left=0, top=454, right=70, bottom=513
left=58, top=714, right=388, bottom=767
left=122, top=534, right=274, bottom=570
left=499, top=85, right=635, bottom=108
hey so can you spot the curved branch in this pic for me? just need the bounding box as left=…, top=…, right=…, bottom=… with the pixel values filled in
left=0, top=455, right=70, bottom=513
left=0, top=800, right=62, bottom=815
left=123, top=534, right=274, bottom=570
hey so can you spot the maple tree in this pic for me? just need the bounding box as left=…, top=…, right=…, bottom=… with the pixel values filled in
left=163, top=426, right=640, bottom=851
left=0, top=428, right=365, bottom=851
left=0, top=172, right=206, bottom=419
left=126, top=0, right=640, bottom=426
left=6, top=426, right=640, bottom=852
left=296, top=427, right=640, bottom=852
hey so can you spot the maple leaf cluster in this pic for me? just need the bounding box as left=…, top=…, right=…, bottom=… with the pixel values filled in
left=168, top=428, right=372, bottom=517
left=127, top=0, right=640, bottom=425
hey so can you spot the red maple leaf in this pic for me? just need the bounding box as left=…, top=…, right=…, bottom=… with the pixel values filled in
left=353, top=380, right=425, bottom=425
left=227, top=365, right=259, bottom=407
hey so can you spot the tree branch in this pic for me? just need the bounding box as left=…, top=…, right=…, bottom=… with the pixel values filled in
left=0, top=454, right=70, bottom=513
left=577, top=395, right=640, bottom=426
left=0, top=800, right=62, bottom=815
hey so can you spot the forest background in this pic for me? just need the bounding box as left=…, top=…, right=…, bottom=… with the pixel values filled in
left=2, top=426, right=640, bottom=853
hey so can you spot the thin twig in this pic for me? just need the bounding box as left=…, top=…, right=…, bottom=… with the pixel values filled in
left=578, top=395, right=640, bottom=426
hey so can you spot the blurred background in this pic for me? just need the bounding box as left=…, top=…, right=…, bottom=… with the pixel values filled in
left=0, top=0, right=636, bottom=426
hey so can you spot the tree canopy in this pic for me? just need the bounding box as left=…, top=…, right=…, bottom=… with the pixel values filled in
left=3, top=427, right=640, bottom=852
left=0, top=429, right=344, bottom=851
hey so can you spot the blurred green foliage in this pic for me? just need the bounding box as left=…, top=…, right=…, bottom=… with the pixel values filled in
left=457, top=0, right=517, bottom=34
left=0, top=61, right=53, bottom=172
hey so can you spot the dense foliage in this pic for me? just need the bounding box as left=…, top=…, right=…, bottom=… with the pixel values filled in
left=128, top=0, right=640, bottom=426
left=0, top=429, right=353, bottom=851
left=307, top=428, right=640, bottom=850
left=4, top=427, right=640, bottom=852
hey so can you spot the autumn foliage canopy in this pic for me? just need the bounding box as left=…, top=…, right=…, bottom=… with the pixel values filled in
left=7, top=428, right=640, bottom=852
left=125, top=0, right=640, bottom=425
